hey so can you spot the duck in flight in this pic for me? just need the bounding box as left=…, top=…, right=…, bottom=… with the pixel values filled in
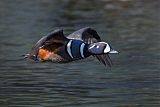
left=24, top=27, right=118, bottom=66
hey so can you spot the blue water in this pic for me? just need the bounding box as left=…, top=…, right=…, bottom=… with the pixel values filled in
left=0, top=0, right=160, bottom=107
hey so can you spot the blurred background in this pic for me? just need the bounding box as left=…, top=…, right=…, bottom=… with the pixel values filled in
left=0, top=0, right=160, bottom=107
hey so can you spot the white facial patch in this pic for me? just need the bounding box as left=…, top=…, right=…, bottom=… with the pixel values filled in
left=67, top=40, right=73, bottom=58
left=96, top=45, right=99, bottom=48
left=100, top=42, right=111, bottom=53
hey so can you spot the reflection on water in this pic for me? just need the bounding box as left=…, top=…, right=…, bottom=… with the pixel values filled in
left=0, top=0, right=160, bottom=107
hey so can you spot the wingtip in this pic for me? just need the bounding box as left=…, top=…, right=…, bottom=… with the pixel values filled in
left=48, top=28, right=64, bottom=36
left=95, top=54, right=113, bottom=67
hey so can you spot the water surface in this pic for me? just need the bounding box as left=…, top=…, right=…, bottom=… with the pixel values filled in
left=0, top=0, right=160, bottom=107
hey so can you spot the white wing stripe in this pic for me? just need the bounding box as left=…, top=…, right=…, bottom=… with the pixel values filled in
left=80, top=43, right=85, bottom=58
left=67, top=40, right=73, bottom=58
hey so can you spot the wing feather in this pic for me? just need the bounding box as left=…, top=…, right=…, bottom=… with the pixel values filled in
left=26, top=29, right=68, bottom=60
left=67, top=27, right=101, bottom=44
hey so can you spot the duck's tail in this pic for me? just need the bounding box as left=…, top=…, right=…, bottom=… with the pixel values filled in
left=22, top=54, right=38, bottom=61
left=87, top=42, right=118, bottom=67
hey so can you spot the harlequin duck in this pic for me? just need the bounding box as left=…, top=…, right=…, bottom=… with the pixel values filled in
left=24, top=27, right=118, bottom=66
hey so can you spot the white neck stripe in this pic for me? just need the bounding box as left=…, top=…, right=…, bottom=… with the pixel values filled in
left=80, top=43, right=85, bottom=58
left=67, top=40, right=73, bottom=58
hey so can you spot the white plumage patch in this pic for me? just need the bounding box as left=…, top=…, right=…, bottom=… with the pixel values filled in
left=89, top=44, right=95, bottom=49
left=80, top=43, right=85, bottom=58
left=67, top=40, right=73, bottom=58
left=98, top=42, right=111, bottom=53
left=104, top=45, right=110, bottom=53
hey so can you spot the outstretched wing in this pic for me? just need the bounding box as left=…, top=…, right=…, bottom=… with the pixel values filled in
left=68, top=27, right=112, bottom=67
left=25, top=29, right=68, bottom=60
left=67, top=27, right=101, bottom=44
